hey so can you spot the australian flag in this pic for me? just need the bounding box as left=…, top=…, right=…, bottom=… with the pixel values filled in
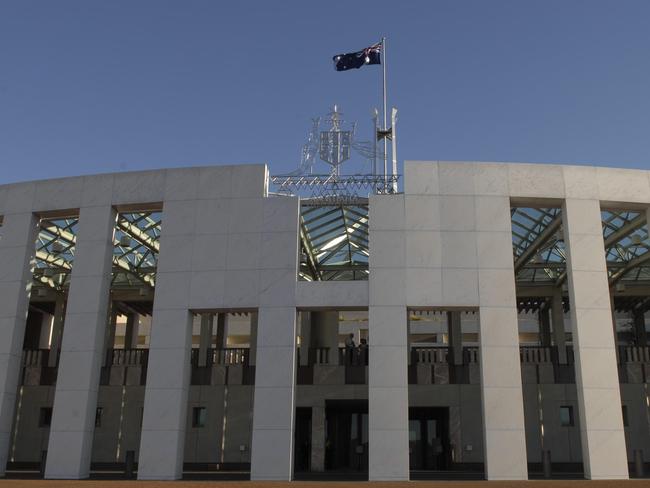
left=333, top=42, right=381, bottom=71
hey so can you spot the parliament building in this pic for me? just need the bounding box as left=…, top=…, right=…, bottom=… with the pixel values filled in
left=0, top=161, right=648, bottom=481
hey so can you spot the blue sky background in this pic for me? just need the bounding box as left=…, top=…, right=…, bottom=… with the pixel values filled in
left=1, top=0, right=650, bottom=184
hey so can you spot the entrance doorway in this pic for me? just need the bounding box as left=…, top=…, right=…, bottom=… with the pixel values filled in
left=409, top=407, right=450, bottom=471
left=325, top=400, right=368, bottom=473
left=294, top=408, right=312, bottom=472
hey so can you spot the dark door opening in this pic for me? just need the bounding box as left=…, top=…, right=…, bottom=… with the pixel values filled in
left=325, top=400, right=368, bottom=473
left=409, top=407, right=451, bottom=472
left=294, top=407, right=312, bottom=472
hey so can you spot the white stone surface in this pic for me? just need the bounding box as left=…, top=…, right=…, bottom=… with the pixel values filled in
left=475, top=190, right=528, bottom=480
left=250, top=196, right=299, bottom=481
left=0, top=213, right=38, bottom=477
left=563, top=198, right=629, bottom=479
left=368, top=195, right=409, bottom=481
left=0, top=161, right=647, bottom=481
left=46, top=205, right=115, bottom=479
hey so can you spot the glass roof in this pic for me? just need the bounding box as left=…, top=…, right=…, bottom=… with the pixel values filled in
left=601, top=210, right=650, bottom=283
left=511, top=207, right=565, bottom=283
left=111, top=211, right=161, bottom=289
left=29, top=211, right=161, bottom=293
left=34, top=217, right=79, bottom=291
left=299, top=202, right=369, bottom=281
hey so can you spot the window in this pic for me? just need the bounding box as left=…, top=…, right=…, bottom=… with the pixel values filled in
left=622, top=405, right=629, bottom=427
left=192, top=407, right=206, bottom=428
left=39, top=407, right=53, bottom=427
left=559, top=406, right=574, bottom=427
left=95, top=407, right=103, bottom=427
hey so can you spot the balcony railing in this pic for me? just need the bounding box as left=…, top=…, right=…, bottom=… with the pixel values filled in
left=619, top=345, right=650, bottom=363
left=520, top=346, right=552, bottom=363
left=105, top=348, right=149, bottom=367
left=211, top=348, right=249, bottom=366
left=411, top=347, right=448, bottom=364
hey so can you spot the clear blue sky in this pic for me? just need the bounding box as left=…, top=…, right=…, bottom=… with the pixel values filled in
left=2, top=0, right=650, bottom=184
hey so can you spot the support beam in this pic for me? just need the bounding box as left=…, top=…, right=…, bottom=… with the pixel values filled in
left=603, top=213, right=646, bottom=248
left=124, top=313, right=139, bottom=349
left=513, top=215, right=562, bottom=273
left=539, top=306, right=552, bottom=347
left=447, top=311, right=463, bottom=366
left=633, top=310, right=648, bottom=346
left=0, top=212, right=39, bottom=477
left=48, top=294, right=66, bottom=368
left=551, top=291, right=567, bottom=365
left=477, top=195, right=528, bottom=480
left=116, top=219, right=160, bottom=253
left=46, top=205, right=116, bottom=479
left=197, top=313, right=213, bottom=367
left=562, top=198, right=628, bottom=480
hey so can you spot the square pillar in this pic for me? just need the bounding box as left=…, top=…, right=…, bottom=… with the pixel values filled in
left=368, top=194, right=409, bottom=481
left=137, top=200, right=198, bottom=480
left=124, top=313, right=139, bottom=350
left=47, top=294, right=66, bottom=368
left=0, top=212, right=38, bottom=476
left=137, top=309, right=192, bottom=479
left=551, top=291, right=568, bottom=364
left=448, top=311, right=464, bottom=365
left=197, top=313, right=213, bottom=367
left=250, top=196, right=299, bottom=480
left=45, top=205, right=116, bottom=479
left=249, top=311, right=258, bottom=366
left=476, top=195, right=528, bottom=480
left=562, top=198, right=628, bottom=480
left=250, top=307, right=297, bottom=480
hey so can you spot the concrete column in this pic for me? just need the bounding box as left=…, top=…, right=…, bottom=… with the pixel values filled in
left=310, top=311, right=339, bottom=365
left=215, top=313, right=228, bottom=349
left=310, top=406, right=325, bottom=472
left=38, top=313, right=53, bottom=350
left=0, top=212, right=39, bottom=477
left=368, top=194, right=409, bottom=481
left=448, top=311, right=464, bottom=365
left=45, top=205, right=116, bottom=479
left=197, top=313, right=213, bottom=367
left=299, top=312, right=310, bottom=366
left=539, top=307, right=552, bottom=347
left=137, top=199, right=200, bottom=480
left=249, top=312, right=258, bottom=366
left=633, top=310, right=647, bottom=346
left=124, top=313, right=139, bottom=350
left=250, top=196, right=299, bottom=480
left=476, top=195, right=528, bottom=480
left=250, top=307, right=297, bottom=479
left=47, top=294, right=66, bottom=368
left=551, top=291, right=568, bottom=364
left=105, top=309, right=117, bottom=350
left=562, top=198, right=628, bottom=480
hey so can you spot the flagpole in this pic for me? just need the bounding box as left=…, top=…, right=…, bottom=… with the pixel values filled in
left=381, top=36, right=388, bottom=192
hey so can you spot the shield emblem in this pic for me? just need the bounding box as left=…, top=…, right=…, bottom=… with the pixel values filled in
left=319, top=130, right=351, bottom=167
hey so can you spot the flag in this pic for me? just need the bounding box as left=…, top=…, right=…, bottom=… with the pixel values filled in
left=333, top=42, right=381, bottom=71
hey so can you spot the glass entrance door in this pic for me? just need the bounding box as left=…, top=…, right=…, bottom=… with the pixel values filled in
left=409, top=407, right=450, bottom=471
left=325, top=400, right=368, bottom=473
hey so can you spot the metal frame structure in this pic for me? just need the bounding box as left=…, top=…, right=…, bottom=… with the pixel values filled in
left=512, top=206, right=650, bottom=313
left=31, top=211, right=162, bottom=294
left=299, top=200, right=369, bottom=281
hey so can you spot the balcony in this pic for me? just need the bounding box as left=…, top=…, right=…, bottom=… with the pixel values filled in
left=100, top=348, right=149, bottom=386
left=190, top=347, right=255, bottom=385
left=297, top=346, right=368, bottom=385
left=20, top=349, right=59, bottom=386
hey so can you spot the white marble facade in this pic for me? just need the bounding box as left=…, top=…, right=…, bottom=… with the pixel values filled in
left=0, top=161, right=646, bottom=480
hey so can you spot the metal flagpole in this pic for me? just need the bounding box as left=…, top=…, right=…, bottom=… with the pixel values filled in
left=381, top=36, right=388, bottom=192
